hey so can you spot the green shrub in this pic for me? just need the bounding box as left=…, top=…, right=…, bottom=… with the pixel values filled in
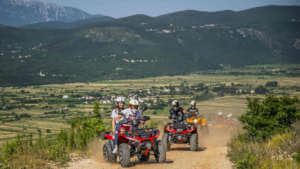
left=236, top=152, right=258, bottom=169
left=240, top=95, right=300, bottom=141
left=292, top=150, right=300, bottom=163
left=228, top=135, right=261, bottom=169
left=93, top=101, right=101, bottom=118
left=228, top=96, right=300, bottom=169
left=68, top=117, right=105, bottom=150
left=255, top=85, right=268, bottom=94
left=228, top=132, right=299, bottom=169
left=47, top=131, right=69, bottom=162
left=1, top=136, right=23, bottom=161
left=265, top=81, right=278, bottom=87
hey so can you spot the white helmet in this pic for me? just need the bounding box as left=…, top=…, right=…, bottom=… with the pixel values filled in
left=172, top=100, right=179, bottom=106
left=226, top=113, right=232, bottom=118
left=115, top=96, right=125, bottom=103
left=129, top=99, right=139, bottom=106
left=190, top=100, right=196, bottom=106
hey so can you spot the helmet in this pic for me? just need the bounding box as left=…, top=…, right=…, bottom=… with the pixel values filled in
left=171, top=100, right=179, bottom=107
left=190, top=100, right=196, bottom=106
left=115, top=96, right=125, bottom=103
left=226, top=113, right=232, bottom=118
left=129, top=99, right=139, bottom=106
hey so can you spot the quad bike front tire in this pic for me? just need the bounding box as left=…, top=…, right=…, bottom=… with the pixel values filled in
left=119, top=143, right=131, bottom=167
left=155, top=141, right=166, bottom=163
left=103, top=142, right=117, bottom=162
left=190, top=133, right=198, bottom=151
left=138, top=153, right=150, bottom=162
left=162, top=133, right=171, bottom=151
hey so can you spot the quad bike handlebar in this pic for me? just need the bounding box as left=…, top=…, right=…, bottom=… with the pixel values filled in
left=119, top=115, right=150, bottom=125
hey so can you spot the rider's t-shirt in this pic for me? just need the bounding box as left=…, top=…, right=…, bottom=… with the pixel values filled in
left=169, top=107, right=186, bottom=122
left=111, top=108, right=123, bottom=123
left=121, top=108, right=142, bottom=119
left=187, top=107, right=199, bottom=116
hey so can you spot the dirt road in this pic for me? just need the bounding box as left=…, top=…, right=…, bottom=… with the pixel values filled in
left=66, top=125, right=234, bottom=169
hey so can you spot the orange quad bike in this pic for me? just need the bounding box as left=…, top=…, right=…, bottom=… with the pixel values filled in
left=187, top=115, right=209, bottom=135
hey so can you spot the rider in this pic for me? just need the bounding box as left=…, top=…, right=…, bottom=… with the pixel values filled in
left=169, top=100, right=185, bottom=123
left=111, top=96, right=125, bottom=154
left=187, top=100, right=199, bottom=117
left=122, top=99, right=143, bottom=128
left=122, top=99, right=142, bottom=119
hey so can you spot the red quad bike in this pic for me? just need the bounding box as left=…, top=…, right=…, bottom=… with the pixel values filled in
left=162, top=114, right=198, bottom=151
left=103, top=116, right=166, bottom=167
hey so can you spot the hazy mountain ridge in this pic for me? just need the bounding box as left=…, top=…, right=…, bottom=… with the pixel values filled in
left=22, top=15, right=114, bottom=29
left=0, top=0, right=92, bottom=26
left=0, top=5, right=300, bottom=86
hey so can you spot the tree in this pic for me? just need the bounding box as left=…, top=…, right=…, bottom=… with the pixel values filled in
left=93, top=101, right=101, bottom=119
left=254, top=85, right=268, bottom=94
left=265, top=81, right=278, bottom=87
left=169, top=85, right=176, bottom=95
left=239, top=95, right=300, bottom=141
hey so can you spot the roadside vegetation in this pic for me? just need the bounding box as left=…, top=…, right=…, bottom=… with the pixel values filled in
left=0, top=101, right=105, bottom=169
left=228, top=95, right=300, bottom=169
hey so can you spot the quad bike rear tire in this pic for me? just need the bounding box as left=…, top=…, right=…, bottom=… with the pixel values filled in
left=162, top=133, right=170, bottom=151
left=103, top=142, right=117, bottom=162
left=190, top=133, right=198, bottom=151
left=155, top=141, right=166, bottom=163
left=119, top=143, right=131, bottom=167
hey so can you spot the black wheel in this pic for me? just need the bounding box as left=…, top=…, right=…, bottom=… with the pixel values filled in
left=190, top=133, right=198, bottom=151
left=119, top=143, right=131, bottom=167
left=103, top=142, right=116, bottom=162
left=155, top=141, right=166, bottom=163
left=162, top=133, right=170, bottom=151
left=138, top=153, right=150, bottom=162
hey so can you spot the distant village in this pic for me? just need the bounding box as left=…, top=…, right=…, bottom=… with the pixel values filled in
left=60, top=81, right=278, bottom=107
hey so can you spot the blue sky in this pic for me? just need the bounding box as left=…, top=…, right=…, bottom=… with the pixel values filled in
left=41, top=0, right=300, bottom=18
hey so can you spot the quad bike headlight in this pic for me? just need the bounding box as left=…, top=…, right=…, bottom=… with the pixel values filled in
left=201, top=118, right=207, bottom=126
left=193, top=119, right=198, bottom=124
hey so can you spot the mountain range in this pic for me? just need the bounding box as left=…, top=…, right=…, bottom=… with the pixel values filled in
left=22, top=15, right=114, bottom=29
left=0, top=0, right=111, bottom=26
left=0, top=4, right=300, bottom=86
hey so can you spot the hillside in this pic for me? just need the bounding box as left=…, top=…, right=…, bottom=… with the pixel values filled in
left=0, top=5, right=300, bottom=86
left=0, top=0, right=92, bottom=26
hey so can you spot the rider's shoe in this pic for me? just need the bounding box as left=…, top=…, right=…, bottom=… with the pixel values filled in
left=112, top=145, right=118, bottom=154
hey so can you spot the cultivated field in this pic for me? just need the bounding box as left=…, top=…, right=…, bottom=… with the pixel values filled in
left=1, top=66, right=300, bottom=145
